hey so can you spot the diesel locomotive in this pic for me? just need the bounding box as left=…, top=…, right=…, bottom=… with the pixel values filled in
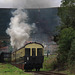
left=11, top=42, right=44, bottom=71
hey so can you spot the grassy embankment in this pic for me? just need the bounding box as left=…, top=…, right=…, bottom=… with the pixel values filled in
left=0, top=63, right=32, bottom=75
left=41, top=55, right=75, bottom=75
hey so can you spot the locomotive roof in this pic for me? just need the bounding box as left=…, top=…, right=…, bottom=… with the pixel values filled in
left=12, top=42, right=44, bottom=53
left=25, top=42, right=44, bottom=48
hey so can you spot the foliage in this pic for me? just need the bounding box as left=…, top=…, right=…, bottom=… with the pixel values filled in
left=68, top=39, right=75, bottom=73
left=58, top=0, right=75, bottom=29
left=61, top=0, right=75, bottom=7
left=57, top=27, right=75, bottom=68
left=43, top=55, right=57, bottom=71
left=0, top=63, right=32, bottom=75
left=68, top=39, right=75, bottom=64
left=57, top=0, right=75, bottom=72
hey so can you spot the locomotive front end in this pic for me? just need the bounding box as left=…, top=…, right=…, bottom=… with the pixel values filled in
left=24, top=42, right=44, bottom=71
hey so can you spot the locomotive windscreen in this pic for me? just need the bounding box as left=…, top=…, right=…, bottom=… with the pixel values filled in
left=37, top=48, right=43, bottom=56
left=32, top=48, right=36, bottom=56
left=25, top=48, right=30, bottom=56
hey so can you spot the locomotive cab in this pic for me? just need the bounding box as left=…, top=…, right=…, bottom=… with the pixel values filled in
left=24, top=42, right=44, bottom=71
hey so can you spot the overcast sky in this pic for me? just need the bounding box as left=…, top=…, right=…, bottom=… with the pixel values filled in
left=0, top=0, right=62, bottom=8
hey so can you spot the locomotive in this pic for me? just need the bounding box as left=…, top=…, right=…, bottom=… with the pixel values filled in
left=0, top=42, right=44, bottom=71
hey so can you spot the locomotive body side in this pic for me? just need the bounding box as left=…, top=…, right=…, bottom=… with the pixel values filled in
left=16, top=48, right=25, bottom=63
left=11, top=47, right=25, bottom=63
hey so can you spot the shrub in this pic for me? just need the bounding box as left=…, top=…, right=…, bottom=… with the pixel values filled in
left=43, top=55, right=57, bottom=70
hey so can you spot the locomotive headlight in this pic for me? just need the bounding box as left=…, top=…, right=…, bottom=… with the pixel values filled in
left=27, top=57, right=29, bottom=60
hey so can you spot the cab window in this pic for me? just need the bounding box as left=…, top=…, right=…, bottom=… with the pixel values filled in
left=37, top=48, right=43, bottom=56
left=25, top=48, right=30, bottom=56
left=32, top=48, right=36, bottom=56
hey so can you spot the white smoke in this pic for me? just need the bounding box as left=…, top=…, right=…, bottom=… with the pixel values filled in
left=6, top=9, right=35, bottom=49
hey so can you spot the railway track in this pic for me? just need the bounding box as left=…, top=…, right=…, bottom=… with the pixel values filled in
left=31, top=71, right=67, bottom=75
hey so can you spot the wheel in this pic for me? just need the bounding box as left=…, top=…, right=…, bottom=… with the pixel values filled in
left=38, top=68, right=40, bottom=71
left=36, top=68, right=38, bottom=71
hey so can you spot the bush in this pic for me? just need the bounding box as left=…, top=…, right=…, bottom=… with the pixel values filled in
left=68, top=39, right=75, bottom=73
left=43, top=55, right=57, bottom=70
left=57, top=27, right=75, bottom=69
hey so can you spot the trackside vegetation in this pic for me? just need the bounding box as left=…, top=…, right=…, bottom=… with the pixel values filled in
left=41, top=1, right=75, bottom=73
left=0, top=63, right=32, bottom=75
left=43, top=55, right=57, bottom=71
left=56, top=0, right=75, bottom=74
left=42, top=1, right=75, bottom=74
left=39, top=55, right=58, bottom=71
left=42, top=55, right=75, bottom=75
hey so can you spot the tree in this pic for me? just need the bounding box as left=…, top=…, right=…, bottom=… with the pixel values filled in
left=68, top=38, right=75, bottom=72
left=58, top=0, right=75, bottom=29
left=57, top=0, right=75, bottom=71
left=61, top=0, right=75, bottom=7
left=57, top=27, right=74, bottom=67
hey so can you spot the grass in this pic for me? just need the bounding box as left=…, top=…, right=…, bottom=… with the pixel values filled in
left=0, top=63, right=32, bottom=75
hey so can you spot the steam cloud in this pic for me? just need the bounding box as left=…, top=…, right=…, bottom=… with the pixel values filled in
left=6, top=9, right=35, bottom=49
left=4, top=0, right=60, bottom=50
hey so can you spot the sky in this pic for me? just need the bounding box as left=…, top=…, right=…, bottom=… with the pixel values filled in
left=0, top=0, right=62, bottom=8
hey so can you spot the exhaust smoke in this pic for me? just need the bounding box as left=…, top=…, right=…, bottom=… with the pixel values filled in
left=6, top=9, right=35, bottom=49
